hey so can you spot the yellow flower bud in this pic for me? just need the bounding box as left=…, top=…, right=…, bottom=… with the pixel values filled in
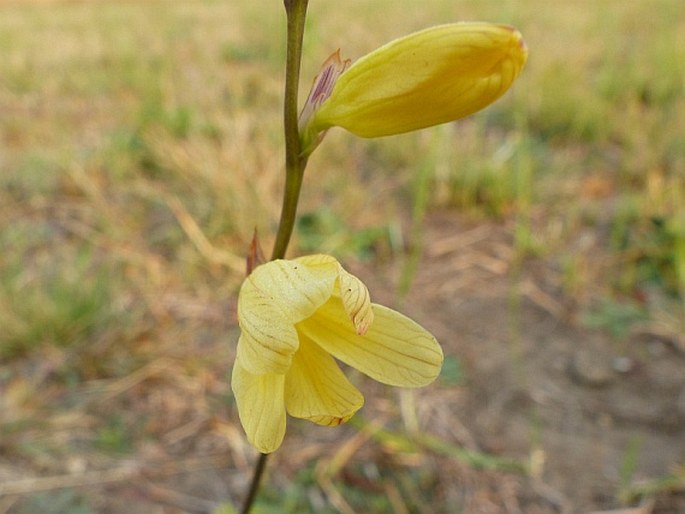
left=300, top=22, right=527, bottom=154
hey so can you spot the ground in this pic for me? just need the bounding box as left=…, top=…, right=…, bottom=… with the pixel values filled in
left=393, top=211, right=685, bottom=513
left=2, top=211, right=684, bottom=514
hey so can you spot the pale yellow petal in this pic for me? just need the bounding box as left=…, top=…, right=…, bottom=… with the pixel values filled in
left=245, top=258, right=337, bottom=323
left=237, top=287, right=298, bottom=375
left=231, top=361, right=286, bottom=454
left=295, top=254, right=374, bottom=333
left=310, top=23, right=527, bottom=138
left=293, top=253, right=339, bottom=269
left=285, top=334, right=364, bottom=425
left=298, top=299, right=443, bottom=387
left=237, top=257, right=339, bottom=374
left=336, top=267, right=373, bottom=335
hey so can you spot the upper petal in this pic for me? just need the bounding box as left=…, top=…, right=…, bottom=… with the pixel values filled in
left=245, top=258, right=338, bottom=323
left=237, top=257, right=339, bottom=374
left=231, top=360, right=287, bottom=454
left=310, top=22, right=527, bottom=138
left=298, top=299, right=443, bottom=387
left=285, top=333, right=364, bottom=426
left=293, top=253, right=339, bottom=270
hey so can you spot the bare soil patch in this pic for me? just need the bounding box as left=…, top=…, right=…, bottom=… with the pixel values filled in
left=376, top=211, right=685, bottom=513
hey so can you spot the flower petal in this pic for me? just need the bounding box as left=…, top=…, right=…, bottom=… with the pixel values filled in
left=237, top=284, right=299, bottom=375
left=245, top=258, right=338, bottom=323
left=231, top=361, right=286, bottom=453
left=336, top=267, right=373, bottom=335
left=293, top=253, right=339, bottom=269
left=298, top=299, right=443, bottom=387
left=237, top=257, right=338, bottom=374
left=285, top=334, right=364, bottom=425
left=309, top=23, right=527, bottom=138
left=296, top=255, right=374, bottom=334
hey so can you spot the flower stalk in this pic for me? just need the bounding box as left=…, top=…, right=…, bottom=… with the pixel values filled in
left=241, top=1, right=309, bottom=512
left=272, top=0, right=310, bottom=261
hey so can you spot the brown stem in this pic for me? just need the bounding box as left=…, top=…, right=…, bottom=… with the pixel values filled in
left=239, top=453, right=269, bottom=514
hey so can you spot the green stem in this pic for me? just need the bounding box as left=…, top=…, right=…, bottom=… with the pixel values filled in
left=240, top=2, right=310, bottom=513
left=272, top=0, right=310, bottom=261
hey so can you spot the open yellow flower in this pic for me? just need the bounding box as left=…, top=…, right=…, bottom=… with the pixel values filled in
left=232, top=254, right=443, bottom=453
left=300, top=22, right=528, bottom=154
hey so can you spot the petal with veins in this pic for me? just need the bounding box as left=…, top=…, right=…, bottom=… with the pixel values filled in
left=231, top=361, right=287, bottom=454
left=285, top=334, right=364, bottom=425
left=298, top=299, right=443, bottom=387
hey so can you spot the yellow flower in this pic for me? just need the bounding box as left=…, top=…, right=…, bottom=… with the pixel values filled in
left=232, top=254, right=443, bottom=453
left=300, top=22, right=528, bottom=154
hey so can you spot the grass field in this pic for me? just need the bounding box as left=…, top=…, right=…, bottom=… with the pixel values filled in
left=1, top=1, right=685, bottom=513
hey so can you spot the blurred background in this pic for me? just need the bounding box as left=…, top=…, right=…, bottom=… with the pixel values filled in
left=1, top=0, right=684, bottom=512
